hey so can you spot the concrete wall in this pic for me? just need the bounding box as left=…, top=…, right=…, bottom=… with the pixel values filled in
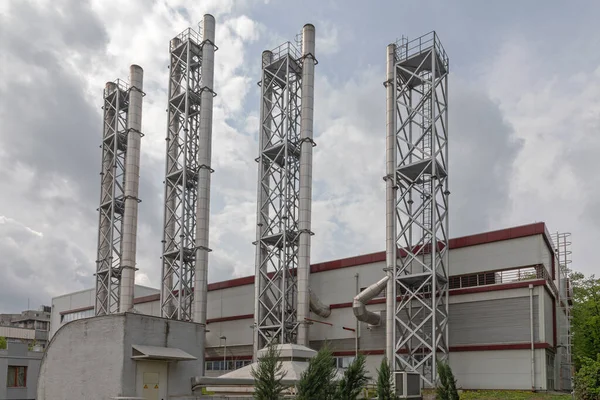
left=0, top=343, right=43, bottom=400
left=450, top=348, right=546, bottom=390
left=38, top=315, right=127, bottom=399
left=38, top=313, right=204, bottom=400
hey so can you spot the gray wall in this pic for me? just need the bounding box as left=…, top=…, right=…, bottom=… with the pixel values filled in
left=450, top=296, right=540, bottom=345
left=0, top=343, right=43, bottom=400
left=37, top=313, right=204, bottom=400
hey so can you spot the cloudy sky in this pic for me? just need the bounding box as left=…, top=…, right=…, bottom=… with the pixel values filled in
left=0, top=0, right=598, bottom=312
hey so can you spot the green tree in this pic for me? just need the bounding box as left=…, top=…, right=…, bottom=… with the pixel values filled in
left=296, top=345, right=337, bottom=400
left=251, top=344, right=287, bottom=400
left=0, top=336, right=6, bottom=350
left=570, top=272, right=600, bottom=369
left=336, top=353, right=368, bottom=400
left=436, top=361, right=459, bottom=400
left=376, top=357, right=396, bottom=400
left=573, top=354, right=600, bottom=400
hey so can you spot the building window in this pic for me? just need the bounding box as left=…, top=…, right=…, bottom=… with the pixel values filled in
left=333, top=356, right=355, bottom=369
left=205, top=359, right=252, bottom=371
left=7, top=366, right=27, bottom=388
left=546, top=351, right=555, bottom=390
left=60, top=309, right=94, bottom=323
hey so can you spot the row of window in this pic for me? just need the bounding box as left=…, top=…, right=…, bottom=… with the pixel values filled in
left=7, top=366, right=27, bottom=388
left=60, top=309, right=94, bottom=323
left=204, top=356, right=357, bottom=372
left=205, top=359, right=252, bottom=371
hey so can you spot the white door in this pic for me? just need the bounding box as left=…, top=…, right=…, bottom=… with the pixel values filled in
left=136, top=361, right=168, bottom=400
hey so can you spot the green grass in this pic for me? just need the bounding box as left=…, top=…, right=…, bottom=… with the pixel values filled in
left=458, top=390, right=572, bottom=400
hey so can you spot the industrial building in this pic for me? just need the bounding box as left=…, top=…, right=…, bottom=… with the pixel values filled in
left=0, top=306, right=51, bottom=349
left=0, top=342, right=43, bottom=400
left=48, top=222, right=573, bottom=392
left=36, top=13, right=574, bottom=399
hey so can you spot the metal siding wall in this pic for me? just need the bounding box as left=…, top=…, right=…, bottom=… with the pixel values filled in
left=544, top=291, right=554, bottom=346
left=449, top=296, right=539, bottom=345
left=449, top=236, right=544, bottom=276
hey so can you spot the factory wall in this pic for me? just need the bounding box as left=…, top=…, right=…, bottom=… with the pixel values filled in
left=48, top=223, right=566, bottom=391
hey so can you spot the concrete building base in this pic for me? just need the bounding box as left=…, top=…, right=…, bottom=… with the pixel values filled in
left=37, top=313, right=205, bottom=400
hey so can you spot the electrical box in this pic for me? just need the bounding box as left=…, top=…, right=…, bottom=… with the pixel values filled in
left=395, top=371, right=422, bottom=399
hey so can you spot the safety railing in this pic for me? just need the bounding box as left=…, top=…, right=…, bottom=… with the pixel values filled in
left=394, top=31, right=449, bottom=69
left=448, top=264, right=553, bottom=291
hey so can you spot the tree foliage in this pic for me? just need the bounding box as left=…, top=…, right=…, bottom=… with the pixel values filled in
left=573, top=354, right=600, bottom=400
left=570, top=272, right=600, bottom=369
left=436, top=361, right=459, bottom=400
left=0, top=336, right=6, bottom=350
left=296, top=345, right=337, bottom=400
left=251, top=343, right=287, bottom=400
left=336, top=353, right=368, bottom=400
left=376, top=357, right=396, bottom=400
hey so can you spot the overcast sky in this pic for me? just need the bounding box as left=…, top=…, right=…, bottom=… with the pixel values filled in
left=0, top=0, right=598, bottom=313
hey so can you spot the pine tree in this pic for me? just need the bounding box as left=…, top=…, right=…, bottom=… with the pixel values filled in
left=376, top=357, right=396, bottom=400
left=296, top=345, right=337, bottom=400
left=251, top=343, right=287, bottom=400
left=336, top=353, right=369, bottom=400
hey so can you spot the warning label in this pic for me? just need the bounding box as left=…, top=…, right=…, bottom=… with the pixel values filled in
left=154, top=385, right=159, bottom=389
left=143, top=384, right=148, bottom=389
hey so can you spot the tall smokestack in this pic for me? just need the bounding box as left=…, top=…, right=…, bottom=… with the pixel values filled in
left=385, top=43, right=396, bottom=367
left=119, top=65, right=144, bottom=312
left=297, top=23, right=316, bottom=347
left=194, top=14, right=216, bottom=324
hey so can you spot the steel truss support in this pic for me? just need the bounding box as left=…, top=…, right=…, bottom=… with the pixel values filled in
left=387, top=32, right=450, bottom=387
left=95, top=79, right=129, bottom=316
left=552, top=232, right=573, bottom=390
left=253, top=40, right=304, bottom=354
left=160, top=25, right=204, bottom=321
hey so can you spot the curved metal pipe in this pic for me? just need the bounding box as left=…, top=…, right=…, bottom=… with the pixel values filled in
left=309, top=288, right=331, bottom=318
left=353, top=276, right=389, bottom=326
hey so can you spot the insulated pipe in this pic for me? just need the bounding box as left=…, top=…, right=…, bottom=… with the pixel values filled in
left=385, top=43, right=397, bottom=368
left=119, top=65, right=144, bottom=312
left=297, top=23, right=317, bottom=347
left=530, top=283, right=535, bottom=390
left=309, top=288, right=330, bottom=318
left=353, top=276, right=389, bottom=325
left=161, top=37, right=181, bottom=318
left=194, top=14, right=216, bottom=325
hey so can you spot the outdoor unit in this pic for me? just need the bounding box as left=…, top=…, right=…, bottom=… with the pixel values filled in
left=395, top=371, right=422, bottom=399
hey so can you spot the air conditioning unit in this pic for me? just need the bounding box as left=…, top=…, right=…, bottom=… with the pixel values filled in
left=394, top=371, right=422, bottom=399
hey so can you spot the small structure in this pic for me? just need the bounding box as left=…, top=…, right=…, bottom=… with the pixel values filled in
left=0, top=342, right=43, bottom=400
left=37, top=313, right=204, bottom=400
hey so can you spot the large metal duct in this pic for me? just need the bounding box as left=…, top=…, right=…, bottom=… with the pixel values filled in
left=297, top=23, right=317, bottom=347
left=194, top=14, right=216, bottom=324
left=384, top=43, right=396, bottom=366
left=309, top=288, right=331, bottom=318
left=353, top=276, right=389, bottom=326
left=119, top=65, right=144, bottom=312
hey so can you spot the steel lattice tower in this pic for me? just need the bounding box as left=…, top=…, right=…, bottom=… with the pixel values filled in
left=160, top=27, right=203, bottom=321
left=385, top=32, right=450, bottom=387
left=253, top=39, right=305, bottom=354
left=95, top=80, right=129, bottom=316
left=160, top=15, right=216, bottom=322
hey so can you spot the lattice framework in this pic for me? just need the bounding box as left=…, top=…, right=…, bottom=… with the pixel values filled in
left=391, top=32, right=450, bottom=387
left=95, top=80, right=129, bottom=315
left=160, top=27, right=204, bottom=321
left=254, top=42, right=303, bottom=350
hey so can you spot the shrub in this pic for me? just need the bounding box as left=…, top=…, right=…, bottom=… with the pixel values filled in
left=336, top=353, right=369, bottom=400
left=436, top=361, right=459, bottom=400
left=296, top=345, right=337, bottom=400
left=573, top=355, right=600, bottom=400
left=251, top=343, right=287, bottom=400
left=376, top=357, right=396, bottom=400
